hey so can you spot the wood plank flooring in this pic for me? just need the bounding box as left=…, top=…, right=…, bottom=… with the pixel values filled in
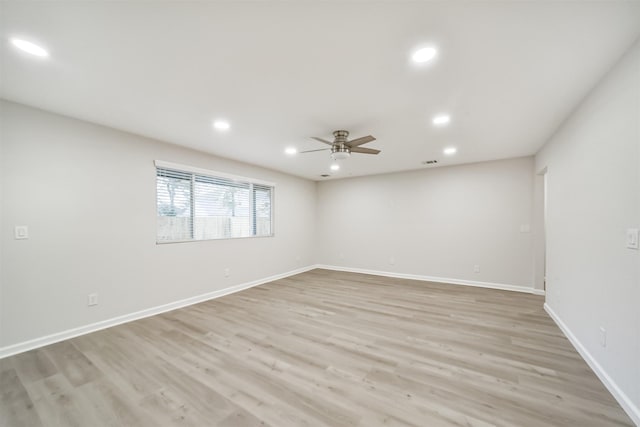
left=0, top=269, right=634, bottom=426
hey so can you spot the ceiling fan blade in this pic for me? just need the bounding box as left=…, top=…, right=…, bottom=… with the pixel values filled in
left=311, top=137, right=334, bottom=146
left=299, top=148, right=330, bottom=153
left=350, top=147, right=381, bottom=155
left=346, top=135, right=375, bottom=147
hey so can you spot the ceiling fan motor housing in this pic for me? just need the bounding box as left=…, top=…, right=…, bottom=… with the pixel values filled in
left=333, top=130, right=350, bottom=142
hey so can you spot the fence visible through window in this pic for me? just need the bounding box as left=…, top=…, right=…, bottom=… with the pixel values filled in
left=156, top=162, right=274, bottom=243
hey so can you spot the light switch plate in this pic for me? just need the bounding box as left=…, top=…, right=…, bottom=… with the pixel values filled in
left=626, top=228, right=639, bottom=249
left=14, top=225, right=29, bottom=240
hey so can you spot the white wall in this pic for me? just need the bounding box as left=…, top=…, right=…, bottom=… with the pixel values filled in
left=0, top=100, right=316, bottom=349
left=535, top=40, right=640, bottom=422
left=316, top=157, right=535, bottom=290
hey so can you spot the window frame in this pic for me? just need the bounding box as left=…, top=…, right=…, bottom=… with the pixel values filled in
left=155, top=160, right=275, bottom=244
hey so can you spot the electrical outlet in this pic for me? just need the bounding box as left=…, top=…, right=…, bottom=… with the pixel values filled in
left=224, top=268, right=230, bottom=278
left=14, top=225, right=29, bottom=240
left=626, top=228, right=639, bottom=249
left=88, top=293, right=98, bottom=306
left=389, top=256, right=395, bottom=265
left=599, top=327, right=606, bottom=347
left=474, top=265, right=480, bottom=273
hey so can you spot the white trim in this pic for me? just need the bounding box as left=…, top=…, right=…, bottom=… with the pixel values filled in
left=154, top=160, right=276, bottom=187
left=316, top=264, right=541, bottom=295
left=0, top=265, right=315, bottom=359
left=544, top=303, right=640, bottom=426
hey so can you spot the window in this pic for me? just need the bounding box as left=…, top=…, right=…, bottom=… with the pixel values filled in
left=156, top=161, right=273, bottom=243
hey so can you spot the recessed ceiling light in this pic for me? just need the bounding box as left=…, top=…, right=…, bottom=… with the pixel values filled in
left=412, top=47, right=437, bottom=63
left=10, top=38, right=49, bottom=57
left=443, top=147, right=457, bottom=156
left=285, top=147, right=297, bottom=155
left=213, top=120, right=230, bottom=131
left=330, top=164, right=340, bottom=171
left=432, top=114, right=451, bottom=126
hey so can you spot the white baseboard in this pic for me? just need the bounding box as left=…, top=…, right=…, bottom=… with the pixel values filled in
left=316, top=264, right=543, bottom=295
left=544, top=303, right=640, bottom=426
left=0, top=265, right=316, bottom=359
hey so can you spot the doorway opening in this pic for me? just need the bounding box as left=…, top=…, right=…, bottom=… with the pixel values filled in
left=536, top=167, right=548, bottom=292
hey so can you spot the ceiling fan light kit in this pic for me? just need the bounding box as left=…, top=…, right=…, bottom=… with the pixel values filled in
left=331, top=147, right=351, bottom=160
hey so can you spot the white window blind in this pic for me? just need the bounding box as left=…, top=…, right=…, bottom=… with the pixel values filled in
left=156, top=162, right=274, bottom=243
left=156, top=169, right=192, bottom=242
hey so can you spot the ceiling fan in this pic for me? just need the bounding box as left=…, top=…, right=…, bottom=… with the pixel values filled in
left=300, top=130, right=381, bottom=160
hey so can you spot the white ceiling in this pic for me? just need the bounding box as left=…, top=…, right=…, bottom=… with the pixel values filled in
left=2, top=1, right=639, bottom=181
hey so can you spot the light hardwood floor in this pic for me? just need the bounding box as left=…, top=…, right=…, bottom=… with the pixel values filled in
left=1, top=269, right=634, bottom=426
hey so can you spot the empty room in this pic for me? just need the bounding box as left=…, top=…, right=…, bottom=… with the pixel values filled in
left=1, top=1, right=639, bottom=426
